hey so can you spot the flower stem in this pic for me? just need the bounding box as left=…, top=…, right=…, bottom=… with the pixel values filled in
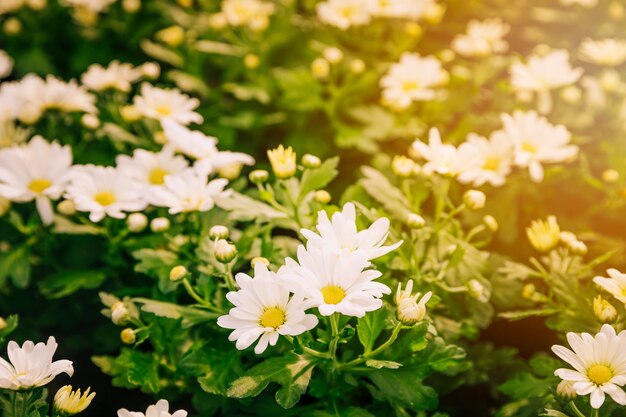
left=568, top=401, right=587, bottom=417
left=182, top=278, right=223, bottom=314
left=328, top=314, right=340, bottom=359
left=337, top=322, right=403, bottom=371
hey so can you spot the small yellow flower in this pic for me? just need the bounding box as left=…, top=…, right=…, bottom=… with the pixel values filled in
left=267, top=145, right=296, bottom=179
left=121, top=328, right=136, bottom=344
left=156, top=26, right=185, bottom=48
left=54, top=385, right=96, bottom=416
left=169, top=265, right=189, bottom=282
left=526, top=215, right=560, bottom=252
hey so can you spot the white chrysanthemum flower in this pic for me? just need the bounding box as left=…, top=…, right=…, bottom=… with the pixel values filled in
left=370, top=0, right=435, bottom=20
left=579, top=39, right=626, bottom=67
left=118, top=400, right=187, bottom=417
left=552, top=324, right=626, bottom=409
left=161, top=120, right=254, bottom=174
left=0, top=336, right=74, bottom=390
left=115, top=148, right=188, bottom=193
left=81, top=61, right=142, bottom=92
left=151, top=168, right=229, bottom=214
left=217, top=263, right=318, bottom=354
left=317, top=0, right=374, bottom=30
left=511, top=49, right=582, bottom=92
left=133, top=84, right=203, bottom=125
left=452, top=18, right=510, bottom=58
left=0, top=136, right=73, bottom=225
left=40, top=75, right=98, bottom=115
left=54, top=385, right=96, bottom=415
left=65, top=165, right=148, bottom=222
left=62, top=0, right=115, bottom=13
left=281, top=245, right=390, bottom=317
left=411, top=128, right=465, bottom=177
left=594, top=269, right=626, bottom=305
left=0, top=50, right=13, bottom=79
left=493, top=111, right=578, bottom=182
left=301, top=202, right=401, bottom=260
left=221, top=0, right=275, bottom=31
left=380, top=53, right=448, bottom=109
left=456, top=133, right=514, bottom=187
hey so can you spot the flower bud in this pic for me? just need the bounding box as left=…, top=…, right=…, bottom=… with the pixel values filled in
left=314, top=190, right=331, bottom=204
left=217, top=163, right=243, bottom=180
left=301, top=154, right=321, bottom=169
left=4, top=18, right=22, bottom=35
left=406, top=213, right=426, bottom=229
left=468, top=279, right=490, bottom=303
left=122, top=0, right=141, bottom=13
left=209, top=225, right=229, bottom=240
left=483, top=215, right=498, bottom=232
left=120, top=328, right=136, bottom=344
left=81, top=113, right=100, bottom=129
left=311, top=58, right=330, bottom=80
left=602, top=169, right=619, bottom=183
left=156, top=25, right=185, bottom=47
left=111, top=302, right=130, bottom=325
left=593, top=296, right=617, bottom=324
left=54, top=385, right=96, bottom=416
left=560, top=86, right=582, bottom=104
left=610, top=1, right=625, bottom=19
left=350, top=59, right=365, bottom=74
left=566, top=239, right=587, bottom=256
left=439, top=49, right=455, bottom=63
left=150, top=217, right=170, bottom=232
left=395, top=280, right=432, bottom=326
left=215, top=239, right=237, bottom=263
left=423, top=3, right=445, bottom=25
left=556, top=380, right=577, bottom=401
left=127, top=213, right=148, bottom=232
left=208, top=13, right=228, bottom=30
left=120, top=105, right=141, bottom=122
left=251, top=257, right=270, bottom=268
left=267, top=145, right=296, bottom=179
left=404, top=22, right=422, bottom=37
left=0, top=197, right=10, bottom=217
left=244, top=54, right=260, bottom=69
left=526, top=216, right=560, bottom=252
left=323, top=47, right=343, bottom=64
left=140, top=62, right=161, bottom=80
left=463, top=190, right=486, bottom=210
left=0, top=317, right=6, bottom=330
left=249, top=169, right=269, bottom=184
left=391, top=155, right=416, bottom=178
left=169, top=265, right=189, bottom=282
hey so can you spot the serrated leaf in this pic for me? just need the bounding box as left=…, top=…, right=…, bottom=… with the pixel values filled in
left=0, top=244, right=31, bottom=288
left=356, top=308, right=388, bottom=354
left=216, top=192, right=288, bottom=222
left=39, top=269, right=107, bottom=298
left=275, top=358, right=314, bottom=409
left=359, top=166, right=412, bottom=219
left=369, top=368, right=438, bottom=411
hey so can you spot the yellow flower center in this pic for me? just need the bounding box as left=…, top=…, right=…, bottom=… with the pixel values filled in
left=588, top=364, right=613, bottom=385
left=28, top=178, right=52, bottom=194
left=155, top=105, right=172, bottom=116
left=482, top=156, right=501, bottom=171
left=259, top=307, right=285, bottom=329
left=402, top=81, right=419, bottom=92
left=522, top=142, right=537, bottom=154
left=94, top=191, right=116, bottom=206
left=340, top=6, right=356, bottom=18
left=149, top=167, right=169, bottom=185
left=321, top=285, right=346, bottom=305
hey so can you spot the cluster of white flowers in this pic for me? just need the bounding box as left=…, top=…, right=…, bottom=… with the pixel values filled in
left=316, top=0, right=438, bottom=30
left=218, top=202, right=403, bottom=354
left=0, top=118, right=253, bottom=224
left=213, top=0, right=276, bottom=32
left=579, top=38, right=626, bottom=67
left=452, top=18, right=510, bottom=58
left=411, top=110, right=578, bottom=185
left=380, top=52, right=448, bottom=110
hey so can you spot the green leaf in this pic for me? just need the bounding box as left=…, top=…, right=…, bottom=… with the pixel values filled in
left=365, top=359, right=402, bottom=369
left=140, top=39, right=183, bottom=67
left=274, top=68, right=324, bottom=112
left=298, top=157, right=340, bottom=202
left=216, top=192, right=288, bottom=222
left=359, top=167, right=412, bottom=220
left=116, top=349, right=161, bottom=393
left=275, top=358, right=315, bottom=409
left=498, top=372, right=554, bottom=400
left=0, top=244, right=31, bottom=288
left=498, top=308, right=559, bottom=321
left=39, top=269, right=107, bottom=298
left=52, top=216, right=101, bottom=235
left=356, top=307, right=389, bottom=354
left=133, top=298, right=219, bottom=327
left=132, top=248, right=179, bottom=293
left=541, top=409, right=571, bottom=417
left=369, top=368, right=438, bottom=411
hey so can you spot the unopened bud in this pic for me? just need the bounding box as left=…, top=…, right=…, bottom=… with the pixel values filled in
left=156, top=25, right=185, bottom=47
left=395, top=280, right=432, bottom=326
left=251, top=257, right=270, bottom=268
left=406, top=213, right=426, bottom=229
left=560, top=86, right=582, bottom=104
left=350, top=59, right=365, bottom=74
left=392, top=155, right=416, bottom=178
left=120, top=328, right=136, bottom=344
left=599, top=70, right=621, bottom=92
left=267, top=145, right=296, bottom=179
left=215, top=239, right=237, bottom=263
left=54, top=385, right=96, bottom=416
left=140, top=62, right=160, bottom=80
left=208, top=13, right=228, bottom=30
left=169, top=265, right=189, bottom=282
left=217, top=163, right=243, bottom=180
left=209, top=225, right=229, bottom=240
left=4, top=18, right=22, bottom=35
left=0, top=197, right=10, bottom=217
left=463, top=190, right=486, bottom=210
left=423, top=3, right=445, bottom=25
left=81, top=114, right=100, bottom=129
left=404, top=22, right=422, bottom=37
left=468, top=279, right=490, bottom=303
left=150, top=217, right=170, bottom=232
left=483, top=215, right=498, bottom=232
left=249, top=169, right=269, bottom=184
left=602, top=169, right=619, bottom=183
left=0, top=317, right=6, bottom=330
left=127, top=213, right=148, bottom=232
left=556, top=380, right=577, bottom=401
left=111, top=302, right=130, bottom=325
left=323, top=47, right=343, bottom=64
left=593, top=296, right=617, bottom=324
left=314, top=190, right=331, bottom=204
left=311, top=58, right=330, bottom=79
left=244, top=54, right=260, bottom=69
left=120, top=105, right=141, bottom=122
left=301, top=154, right=321, bottom=169
left=122, top=0, right=141, bottom=13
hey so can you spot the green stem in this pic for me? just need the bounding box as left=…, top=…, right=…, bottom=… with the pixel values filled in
left=284, top=335, right=330, bottom=359
left=223, top=263, right=237, bottom=291
left=568, top=401, right=587, bottom=417
left=328, top=314, right=340, bottom=359
left=337, top=322, right=403, bottom=371
left=589, top=408, right=599, bottom=417
left=11, top=391, right=16, bottom=417
left=182, top=278, right=223, bottom=314
left=19, top=391, right=28, bottom=417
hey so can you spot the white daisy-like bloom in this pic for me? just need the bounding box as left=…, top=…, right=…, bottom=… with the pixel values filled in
left=494, top=111, right=578, bottom=182
left=411, top=128, right=465, bottom=177
left=221, top=0, right=275, bottom=31
left=456, top=132, right=514, bottom=187
left=62, top=0, right=115, bottom=13
left=552, top=324, right=626, bottom=409
left=579, top=39, right=626, bottom=67
left=161, top=119, right=254, bottom=174
left=316, top=0, right=374, bottom=30
left=115, top=148, right=188, bottom=193
left=0, top=136, right=73, bottom=225
left=560, top=0, right=597, bottom=6
left=217, top=263, right=318, bottom=354
left=0, top=49, right=13, bottom=79
left=369, top=0, right=435, bottom=20
left=133, top=83, right=203, bottom=125
left=118, top=400, right=187, bottom=417
left=0, top=120, right=30, bottom=148
left=380, top=53, right=448, bottom=110
left=594, top=269, right=626, bottom=305
left=39, top=75, right=98, bottom=115
left=281, top=245, right=391, bottom=317
left=301, top=202, right=401, bottom=261
left=150, top=168, right=229, bottom=214
left=64, top=165, right=148, bottom=222
left=452, top=18, right=510, bottom=58
left=81, top=61, right=142, bottom=92
left=0, top=336, right=74, bottom=390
